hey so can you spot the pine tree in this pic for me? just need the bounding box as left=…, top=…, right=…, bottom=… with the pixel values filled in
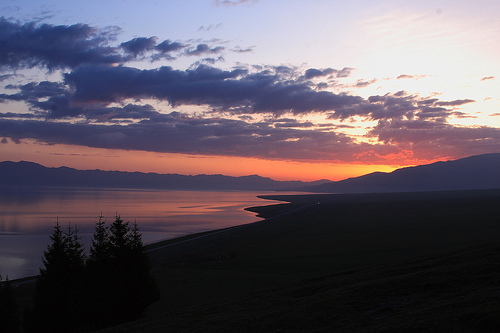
left=63, top=223, right=86, bottom=327
left=96, top=215, right=160, bottom=323
left=107, top=214, right=135, bottom=321
left=85, top=214, right=114, bottom=328
left=26, top=219, right=86, bottom=333
left=126, top=221, right=160, bottom=314
left=27, top=214, right=160, bottom=331
left=110, top=213, right=130, bottom=262
left=88, top=214, right=110, bottom=266
left=129, top=220, right=145, bottom=253
left=64, top=223, right=85, bottom=275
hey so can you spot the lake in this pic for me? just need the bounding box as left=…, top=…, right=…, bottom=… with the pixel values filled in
left=0, top=187, right=291, bottom=280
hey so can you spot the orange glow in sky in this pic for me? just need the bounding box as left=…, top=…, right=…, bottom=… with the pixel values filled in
left=1, top=140, right=400, bottom=181
left=0, top=1, right=499, bottom=182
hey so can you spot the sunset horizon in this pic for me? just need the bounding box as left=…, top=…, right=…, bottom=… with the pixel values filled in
left=1, top=1, right=499, bottom=181
left=0, top=149, right=471, bottom=182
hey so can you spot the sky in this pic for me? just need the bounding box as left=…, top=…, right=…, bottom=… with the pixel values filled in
left=0, top=0, right=499, bottom=181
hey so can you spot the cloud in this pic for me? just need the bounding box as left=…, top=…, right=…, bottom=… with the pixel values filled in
left=417, top=98, right=439, bottom=105
left=214, top=0, right=257, bottom=6
left=64, top=64, right=243, bottom=105
left=1, top=81, right=69, bottom=109
left=155, top=39, right=185, bottom=53
left=481, top=76, right=495, bottom=81
left=2, top=63, right=471, bottom=125
left=184, top=44, right=225, bottom=56
left=397, top=74, right=414, bottom=79
left=0, top=74, right=16, bottom=82
left=151, top=39, right=187, bottom=61
left=0, top=17, right=226, bottom=71
left=120, top=37, right=158, bottom=57
left=122, top=37, right=216, bottom=60
left=272, top=119, right=315, bottom=128
left=1, top=17, right=497, bottom=166
left=304, top=68, right=336, bottom=79
left=62, top=64, right=372, bottom=116
left=232, top=46, right=254, bottom=53
left=304, top=67, right=353, bottom=80
left=336, top=67, right=354, bottom=78
left=397, top=74, right=431, bottom=80
left=1, top=87, right=497, bottom=164
left=8, top=81, right=68, bottom=99
left=4, top=107, right=496, bottom=164
left=0, top=17, right=123, bottom=71
left=369, top=118, right=500, bottom=160
left=0, top=112, right=40, bottom=119
left=435, top=99, right=475, bottom=107
left=355, top=79, right=377, bottom=87
left=0, top=115, right=370, bottom=161
left=198, top=23, right=222, bottom=32
left=328, top=91, right=471, bottom=123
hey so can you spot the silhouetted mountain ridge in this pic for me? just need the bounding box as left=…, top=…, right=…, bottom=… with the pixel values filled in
left=0, top=161, right=329, bottom=191
left=2, top=153, right=498, bottom=192
left=306, top=153, right=500, bottom=193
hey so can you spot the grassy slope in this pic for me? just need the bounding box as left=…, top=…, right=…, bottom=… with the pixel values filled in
left=99, top=190, right=500, bottom=332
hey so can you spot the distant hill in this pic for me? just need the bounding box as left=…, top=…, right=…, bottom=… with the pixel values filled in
left=2, top=153, right=498, bottom=192
left=306, top=153, right=500, bottom=193
left=0, top=161, right=329, bottom=191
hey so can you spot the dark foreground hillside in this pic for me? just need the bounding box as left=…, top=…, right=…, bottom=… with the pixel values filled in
left=96, top=189, right=500, bottom=332
left=109, top=244, right=500, bottom=332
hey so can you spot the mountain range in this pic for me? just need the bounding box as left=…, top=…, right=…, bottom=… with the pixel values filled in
left=305, top=153, right=500, bottom=193
left=0, top=160, right=328, bottom=191
left=0, top=153, right=499, bottom=193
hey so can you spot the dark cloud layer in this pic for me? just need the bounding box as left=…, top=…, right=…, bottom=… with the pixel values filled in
left=0, top=115, right=369, bottom=161
left=62, top=64, right=366, bottom=115
left=0, top=17, right=498, bottom=164
left=0, top=17, right=217, bottom=71
left=0, top=18, right=122, bottom=70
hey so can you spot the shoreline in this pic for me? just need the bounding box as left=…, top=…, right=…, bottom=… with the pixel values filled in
left=11, top=187, right=500, bottom=283
left=10, top=188, right=500, bottom=331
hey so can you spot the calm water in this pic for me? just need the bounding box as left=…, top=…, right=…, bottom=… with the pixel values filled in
left=0, top=187, right=288, bottom=280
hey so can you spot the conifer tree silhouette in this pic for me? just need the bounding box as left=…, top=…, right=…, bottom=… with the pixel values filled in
left=88, top=213, right=110, bottom=265
left=26, top=214, right=159, bottom=332
left=107, top=215, right=159, bottom=322
left=86, top=214, right=160, bottom=327
left=85, top=214, right=113, bottom=327
left=26, top=219, right=85, bottom=333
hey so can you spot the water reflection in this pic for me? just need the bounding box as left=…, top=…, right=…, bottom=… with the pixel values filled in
left=0, top=187, right=287, bottom=279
